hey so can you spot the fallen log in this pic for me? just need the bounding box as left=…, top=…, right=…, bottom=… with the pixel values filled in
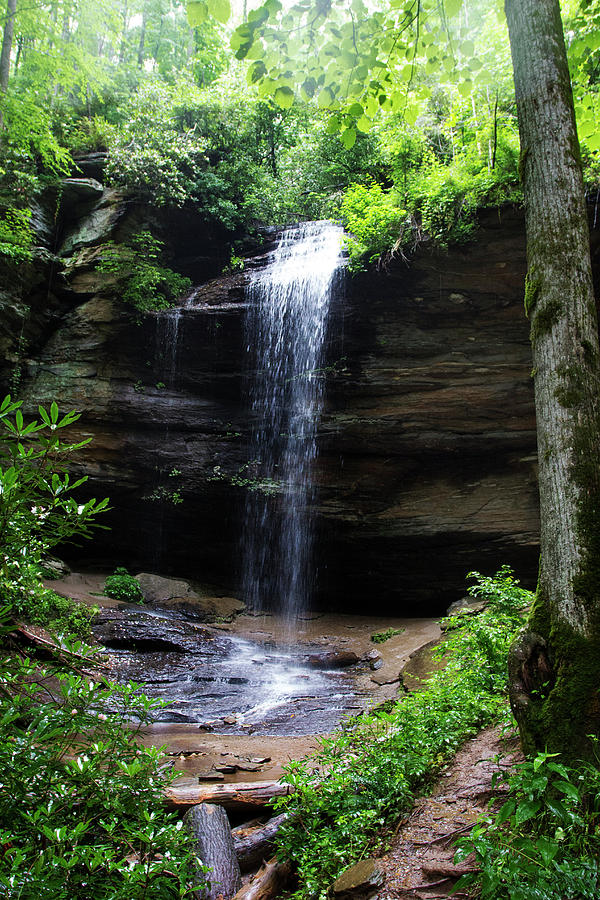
left=232, top=813, right=289, bottom=872
left=184, top=803, right=242, bottom=900
left=232, top=857, right=292, bottom=900
left=165, top=780, right=292, bottom=812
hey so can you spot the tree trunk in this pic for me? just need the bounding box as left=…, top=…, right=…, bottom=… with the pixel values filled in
left=184, top=803, right=242, bottom=900
left=0, top=0, right=17, bottom=93
left=505, top=0, right=600, bottom=760
left=137, top=3, right=147, bottom=67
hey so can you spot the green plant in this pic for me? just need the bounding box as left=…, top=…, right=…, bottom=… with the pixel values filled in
left=0, top=396, right=108, bottom=633
left=209, top=463, right=281, bottom=496
left=370, top=627, right=405, bottom=644
left=104, top=568, right=145, bottom=604
left=143, top=487, right=184, bottom=505
left=96, top=231, right=191, bottom=315
left=0, top=640, right=202, bottom=898
left=341, top=182, right=406, bottom=271
left=455, top=749, right=600, bottom=898
left=272, top=568, right=531, bottom=900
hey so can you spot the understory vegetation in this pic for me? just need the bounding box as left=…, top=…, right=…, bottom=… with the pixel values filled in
left=273, top=567, right=531, bottom=898
left=270, top=566, right=600, bottom=900
left=0, top=396, right=200, bottom=896
left=457, top=750, right=600, bottom=899
left=0, top=645, right=200, bottom=899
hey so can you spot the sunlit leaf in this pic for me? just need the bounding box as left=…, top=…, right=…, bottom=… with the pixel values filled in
left=187, top=0, right=208, bottom=26
left=274, top=86, right=294, bottom=109
left=207, top=0, right=231, bottom=23
left=340, top=127, right=357, bottom=149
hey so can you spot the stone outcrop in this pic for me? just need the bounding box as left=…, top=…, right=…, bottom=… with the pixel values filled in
left=14, top=192, right=583, bottom=614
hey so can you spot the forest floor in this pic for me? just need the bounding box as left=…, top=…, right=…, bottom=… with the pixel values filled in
left=375, top=724, right=522, bottom=899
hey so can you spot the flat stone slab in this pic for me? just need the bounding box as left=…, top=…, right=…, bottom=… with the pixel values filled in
left=333, top=859, right=384, bottom=897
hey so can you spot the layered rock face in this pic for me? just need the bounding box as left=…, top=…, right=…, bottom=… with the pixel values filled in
left=319, top=207, right=539, bottom=610
left=15, top=188, right=543, bottom=614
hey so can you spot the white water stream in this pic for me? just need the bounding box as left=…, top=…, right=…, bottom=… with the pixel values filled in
left=241, top=221, right=344, bottom=620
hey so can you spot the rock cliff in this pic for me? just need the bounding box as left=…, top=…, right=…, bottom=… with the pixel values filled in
left=8, top=178, right=549, bottom=614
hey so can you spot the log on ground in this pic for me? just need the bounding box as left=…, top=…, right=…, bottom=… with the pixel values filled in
left=232, top=813, right=290, bottom=872
left=232, top=857, right=293, bottom=900
left=165, top=780, right=292, bottom=812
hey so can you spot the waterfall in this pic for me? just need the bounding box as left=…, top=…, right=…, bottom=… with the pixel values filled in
left=242, top=221, right=344, bottom=620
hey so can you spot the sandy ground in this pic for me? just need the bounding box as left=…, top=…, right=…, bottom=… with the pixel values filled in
left=49, top=571, right=442, bottom=785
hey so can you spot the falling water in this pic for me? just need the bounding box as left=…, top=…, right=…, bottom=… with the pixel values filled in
left=156, top=307, right=182, bottom=391
left=242, top=221, right=344, bottom=620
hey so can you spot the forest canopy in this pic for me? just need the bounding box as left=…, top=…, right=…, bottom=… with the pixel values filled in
left=0, top=0, right=597, bottom=269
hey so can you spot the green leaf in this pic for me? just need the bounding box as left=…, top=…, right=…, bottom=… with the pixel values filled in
left=317, top=87, right=334, bottom=109
left=187, top=0, right=208, bottom=26
left=496, top=799, right=515, bottom=824
left=247, top=60, right=268, bottom=84
left=536, top=836, right=559, bottom=867
left=325, top=114, right=341, bottom=134
left=554, top=779, right=580, bottom=801
left=274, top=86, right=294, bottom=109
left=515, top=798, right=541, bottom=825
left=207, top=0, right=231, bottom=23
left=340, top=128, right=357, bottom=149
left=50, top=402, right=59, bottom=425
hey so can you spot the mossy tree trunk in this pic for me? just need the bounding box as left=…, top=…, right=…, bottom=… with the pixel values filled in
left=505, top=0, right=600, bottom=760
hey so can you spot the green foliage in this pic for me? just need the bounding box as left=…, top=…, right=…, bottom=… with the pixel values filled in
left=104, top=568, right=145, bottom=604
left=96, top=231, right=191, bottom=314
left=455, top=748, right=600, bottom=898
left=370, top=627, right=405, bottom=644
left=0, top=206, right=33, bottom=262
left=0, top=645, right=201, bottom=898
left=3, top=577, right=94, bottom=636
left=272, top=567, right=531, bottom=899
left=0, top=396, right=108, bottom=633
left=341, top=183, right=405, bottom=271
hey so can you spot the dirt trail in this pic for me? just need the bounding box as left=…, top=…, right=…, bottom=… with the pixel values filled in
left=376, top=726, right=522, bottom=899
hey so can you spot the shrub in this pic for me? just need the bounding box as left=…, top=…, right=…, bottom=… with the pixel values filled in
left=370, top=627, right=405, bottom=643
left=0, top=396, right=108, bottom=632
left=340, top=182, right=406, bottom=271
left=455, top=749, right=600, bottom=899
left=3, top=574, right=94, bottom=636
left=96, top=231, right=191, bottom=314
left=104, top=568, right=145, bottom=604
left=0, top=644, right=201, bottom=898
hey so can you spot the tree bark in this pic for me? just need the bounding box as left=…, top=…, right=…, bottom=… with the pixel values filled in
left=232, top=813, right=290, bottom=872
left=165, top=780, right=292, bottom=811
left=505, top=0, right=600, bottom=759
left=184, top=803, right=242, bottom=900
left=232, top=857, right=292, bottom=900
left=0, top=0, right=17, bottom=94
